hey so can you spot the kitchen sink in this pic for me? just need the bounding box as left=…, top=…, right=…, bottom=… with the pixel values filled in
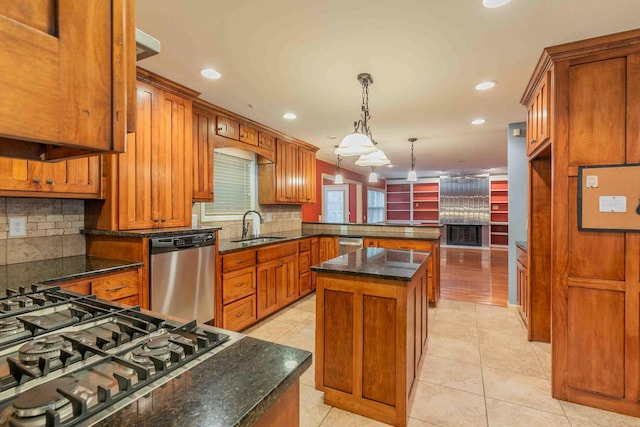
left=231, top=236, right=285, bottom=244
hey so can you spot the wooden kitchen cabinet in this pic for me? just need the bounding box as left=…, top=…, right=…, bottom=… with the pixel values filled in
left=220, top=249, right=257, bottom=331
left=364, top=237, right=441, bottom=307
left=298, top=238, right=312, bottom=297
left=258, top=139, right=318, bottom=205
left=516, top=245, right=529, bottom=327
left=58, top=267, right=142, bottom=306
left=256, top=242, right=298, bottom=318
left=526, top=70, right=552, bottom=156
left=0, top=0, right=135, bottom=161
left=216, top=115, right=240, bottom=140
left=318, top=236, right=338, bottom=262
left=0, top=156, right=100, bottom=198
left=192, top=106, right=215, bottom=202
left=258, top=131, right=275, bottom=152
left=239, top=123, right=259, bottom=146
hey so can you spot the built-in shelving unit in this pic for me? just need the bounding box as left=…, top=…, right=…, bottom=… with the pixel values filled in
left=386, top=184, right=411, bottom=221
left=386, top=180, right=439, bottom=224
left=490, top=178, right=509, bottom=246
left=412, top=182, right=439, bottom=224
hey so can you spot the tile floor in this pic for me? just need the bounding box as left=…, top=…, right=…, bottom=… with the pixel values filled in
left=244, top=295, right=640, bottom=427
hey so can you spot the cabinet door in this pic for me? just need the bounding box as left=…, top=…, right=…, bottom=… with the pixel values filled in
left=192, top=107, right=215, bottom=202
left=280, top=256, right=298, bottom=305
left=527, top=71, right=551, bottom=156
left=0, top=159, right=32, bottom=191
left=216, top=115, right=240, bottom=140
left=258, top=132, right=275, bottom=152
left=257, top=262, right=280, bottom=318
left=319, top=237, right=338, bottom=262
left=275, top=140, right=298, bottom=202
left=0, top=1, right=131, bottom=156
left=239, top=124, right=259, bottom=146
left=118, top=83, right=156, bottom=229
left=45, top=157, right=100, bottom=196
left=154, top=90, right=192, bottom=227
left=298, top=147, right=316, bottom=203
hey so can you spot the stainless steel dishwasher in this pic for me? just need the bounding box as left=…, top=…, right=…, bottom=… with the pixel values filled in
left=150, top=232, right=215, bottom=324
left=338, top=236, right=364, bottom=255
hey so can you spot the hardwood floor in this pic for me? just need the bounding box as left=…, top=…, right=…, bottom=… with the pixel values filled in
left=440, top=246, right=508, bottom=306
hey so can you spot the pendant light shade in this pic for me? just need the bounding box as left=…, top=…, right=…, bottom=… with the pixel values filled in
left=355, top=148, right=390, bottom=167
left=334, top=154, right=344, bottom=184
left=336, top=73, right=377, bottom=157
left=407, top=137, right=417, bottom=182
left=368, top=167, right=378, bottom=183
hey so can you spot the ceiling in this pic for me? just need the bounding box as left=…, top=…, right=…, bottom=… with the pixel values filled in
left=136, top=0, right=640, bottom=180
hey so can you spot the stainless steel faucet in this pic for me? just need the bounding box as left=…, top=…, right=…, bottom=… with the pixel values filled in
left=242, top=210, right=264, bottom=240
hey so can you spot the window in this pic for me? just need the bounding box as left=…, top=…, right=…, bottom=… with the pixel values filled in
left=323, top=184, right=349, bottom=223
left=367, top=189, right=385, bottom=224
left=201, top=148, right=255, bottom=220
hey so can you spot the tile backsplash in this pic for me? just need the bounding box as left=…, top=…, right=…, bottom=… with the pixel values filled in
left=194, top=203, right=302, bottom=240
left=0, top=198, right=86, bottom=265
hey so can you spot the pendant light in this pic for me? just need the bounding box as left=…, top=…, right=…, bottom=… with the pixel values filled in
left=368, top=166, right=378, bottom=183
left=334, top=154, right=344, bottom=184
left=407, top=137, right=417, bottom=182
left=355, top=147, right=391, bottom=167
left=335, top=73, right=377, bottom=157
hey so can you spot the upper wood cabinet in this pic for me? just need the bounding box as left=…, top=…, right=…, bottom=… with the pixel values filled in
left=258, top=132, right=275, bottom=152
left=258, top=139, right=317, bottom=204
left=525, top=70, right=552, bottom=156
left=0, top=157, right=100, bottom=198
left=239, top=124, right=259, bottom=146
left=192, top=107, right=215, bottom=202
left=0, top=0, right=135, bottom=161
left=216, top=115, right=240, bottom=140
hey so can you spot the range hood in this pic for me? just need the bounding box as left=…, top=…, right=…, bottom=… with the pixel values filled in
left=135, top=28, right=161, bottom=60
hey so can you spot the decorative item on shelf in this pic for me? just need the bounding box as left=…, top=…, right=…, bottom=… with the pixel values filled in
left=355, top=147, right=390, bottom=167
left=335, top=73, right=377, bottom=156
left=368, top=167, right=378, bottom=183
left=334, top=154, right=344, bottom=184
left=407, top=137, right=417, bottom=182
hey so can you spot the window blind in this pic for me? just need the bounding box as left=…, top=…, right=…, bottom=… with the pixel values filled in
left=204, top=152, right=252, bottom=215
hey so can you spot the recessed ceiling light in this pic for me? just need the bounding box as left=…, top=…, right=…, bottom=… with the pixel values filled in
left=283, top=112, right=297, bottom=120
left=387, top=164, right=394, bottom=168
left=471, top=118, right=486, bottom=125
left=475, top=81, right=496, bottom=90
left=482, top=0, right=511, bottom=8
left=200, top=68, right=221, bottom=80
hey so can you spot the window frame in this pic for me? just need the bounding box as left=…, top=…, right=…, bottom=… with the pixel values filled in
left=366, top=188, right=386, bottom=224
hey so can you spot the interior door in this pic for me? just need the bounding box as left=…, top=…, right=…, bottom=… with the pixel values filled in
left=323, top=184, right=349, bottom=223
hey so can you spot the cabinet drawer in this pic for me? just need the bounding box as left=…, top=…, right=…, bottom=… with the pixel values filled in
left=222, top=250, right=257, bottom=273
left=222, top=267, right=256, bottom=304
left=299, top=251, right=310, bottom=274
left=298, top=239, right=311, bottom=252
left=517, top=246, right=528, bottom=268
left=376, top=239, right=431, bottom=251
left=114, top=294, right=139, bottom=306
left=257, top=242, right=297, bottom=263
left=223, top=295, right=256, bottom=331
left=91, top=270, right=139, bottom=301
left=60, top=280, right=91, bottom=295
left=299, top=272, right=311, bottom=296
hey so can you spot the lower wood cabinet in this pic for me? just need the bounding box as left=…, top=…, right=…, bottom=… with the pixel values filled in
left=257, top=254, right=297, bottom=318
left=58, top=268, right=142, bottom=305
left=318, top=236, right=338, bottom=262
left=516, top=245, right=529, bottom=328
left=223, top=294, right=257, bottom=331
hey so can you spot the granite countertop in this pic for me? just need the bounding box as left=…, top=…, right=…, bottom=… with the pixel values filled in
left=83, top=226, right=223, bottom=238
left=311, top=247, right=431, bottom=281
left=0, top=256, right=143, bottom=293
left=95, top=337, right=312, bottom=427
left=302, top=221, right=443, bottom=228
left=516, top=240, right=527, bottom=251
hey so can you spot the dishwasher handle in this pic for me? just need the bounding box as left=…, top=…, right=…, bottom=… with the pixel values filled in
left=150, top=233, right=215, bottom=254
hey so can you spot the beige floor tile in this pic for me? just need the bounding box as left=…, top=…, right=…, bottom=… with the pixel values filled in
left=407, top=418, right=441, bottom=427
left=560, top=400, right=640, bottom=427
left=430, top=319, right=479, bottom=343
left=276, top=324, right=316, bottom=353
left=418, top=355, right=484, bottom=395
left=485, top=398, right=571, bottom=426
left=475, top=304, right=514, bottom=319
left=437, top=299, right=478, bottom=312
left=294, top=297, right=318, bottom=313
left=476, top=315, right=524, bottom=335
left=270, top=306, right=316, bottom=325
left=482, top=367, right=563, bottom=415
left=320, top=407, right=389, bottom=426
left=531, top=344, right=552, bottom=380
left=244, top=318, right=297, bottom=342
left=531, top=341, right=551, bottom=354
left=300, top=360, right=316, bottom=387
left=410, top=382, right=487, bottom=427
left=427, top=335, right=481, bottom=365
left=435, top=308, right=478, bottom=328
left=480, top=344, right=546, bottom=379
left=477, top=327, right=531, bottom=352
left=300, top=384, right=331, bottom=427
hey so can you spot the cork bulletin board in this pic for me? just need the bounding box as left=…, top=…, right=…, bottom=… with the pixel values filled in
left=578, top=164, right=640, bottom=231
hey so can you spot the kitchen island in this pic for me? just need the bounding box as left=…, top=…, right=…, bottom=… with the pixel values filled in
left=312, top=247, right=430, bottom=427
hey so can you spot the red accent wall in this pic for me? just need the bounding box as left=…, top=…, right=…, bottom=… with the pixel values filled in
left=301, top=159, right=386, bottom=223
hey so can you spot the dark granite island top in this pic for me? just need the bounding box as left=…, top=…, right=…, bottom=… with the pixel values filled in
left=311, top=247, right=431, bottom=281
left=94, top=336, right=312, bottom=427
left=0, top=255, right=143, bottom=294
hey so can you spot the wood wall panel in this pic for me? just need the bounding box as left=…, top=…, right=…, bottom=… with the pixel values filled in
left=628, top=54, right=640, bottom=162
left=568, top=58, right=626, bottom=167
left=568, top=178, right=625, bottom=281
left=362, top=295, right=396, bottom=406
left=323, top=289, right=353, bottom=394
left=567, top=287, right=625, bottom=397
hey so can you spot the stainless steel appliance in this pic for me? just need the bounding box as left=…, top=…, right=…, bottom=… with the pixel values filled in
left=150, top=233, right=215, bottom=324
left=0, top=286, right=235, bottom=426
left=338, top=237, right=364, bottom=255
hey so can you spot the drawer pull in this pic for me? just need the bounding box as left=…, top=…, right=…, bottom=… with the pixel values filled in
left=234, top=282, right=245, bottom=287
left=235, top=259, right=245, bottom=264
left=276, top=264, right=284, bottom=268
left=235, top=311, right=244, bottom=318
left=105, top=285, right=128, bottom=293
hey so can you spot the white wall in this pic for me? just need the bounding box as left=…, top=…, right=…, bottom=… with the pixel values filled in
left=507, top=123, right=528, bottom=305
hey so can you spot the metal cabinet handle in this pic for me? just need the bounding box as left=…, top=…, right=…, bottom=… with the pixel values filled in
left=530, top=139, right=536, bottom=144
left=235, top=259, right=245, bottom=264
left=276, top=264, right=284, bottom=268
left=105, top=285, right=127, bottom=292
left=33, top=178, right=40, bottom=184
left=46, top=179, right=53, bottom=185
left=153, top=218, right=159, bottom=222
left=234, top=282, right=245, bottom=287
left=161, top=218, right=166, bottom=222
left=235, top=311, right=244, bottom=318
